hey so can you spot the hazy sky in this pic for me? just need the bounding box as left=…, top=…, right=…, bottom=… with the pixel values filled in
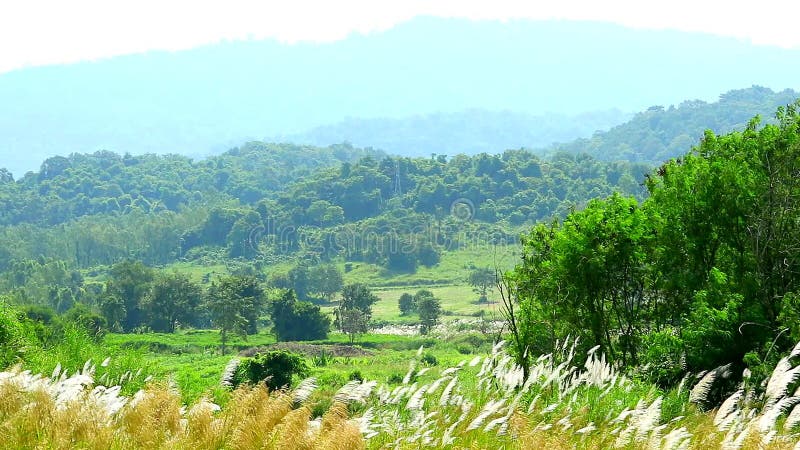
left=2, top=0, right=799, bottom=73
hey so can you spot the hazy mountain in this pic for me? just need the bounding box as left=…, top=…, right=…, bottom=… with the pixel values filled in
left=2, top=17, right=800, bottom=175
left=278, top=109, right=632, bottom=157
left=551, top=86, right=800, bottom=163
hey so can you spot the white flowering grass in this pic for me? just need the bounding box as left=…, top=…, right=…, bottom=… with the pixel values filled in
left=9, top=339, right=800, bottom=448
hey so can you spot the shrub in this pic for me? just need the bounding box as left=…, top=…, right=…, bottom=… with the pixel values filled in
left=312, top=349, right=330, bottom=367
left=449, top=332, right=491, bottom=352
left=269, top=290, right=330, bottom=341
left=232, top=350, right=308, bottom=391
left=420, top=352, right=438, bottom=367
left=348, top=370, right=364, bottom=382
left=387, top=372, right=404, bottom=384
left=21, top=305, right=63, bottom=344
left=63, top=303, right=107, bottom=340
left=398, top=293, right=415, bottom=315
left=638, top=329, right=685, bottom=387
left=0, top=302, right=32, bottom=367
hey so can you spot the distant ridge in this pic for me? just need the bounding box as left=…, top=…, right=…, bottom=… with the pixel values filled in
left=278, top=109, right=632, bottom=157
left=2, top=17, right=800, bottom=174
left=550, top=86, right=800, bottom=163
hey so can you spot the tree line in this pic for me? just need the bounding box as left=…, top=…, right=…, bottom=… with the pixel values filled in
left=0, top=255, right=442, bottom=353
left=503, top=102, right=800, bottom=388
left=0, top=140, right=651, bottom=274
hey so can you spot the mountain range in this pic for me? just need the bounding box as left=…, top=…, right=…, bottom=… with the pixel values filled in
left=2, top=17, right=800, bottom=175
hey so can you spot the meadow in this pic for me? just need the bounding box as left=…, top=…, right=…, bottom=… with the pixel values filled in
left=5, top=327, right=800, bottom=449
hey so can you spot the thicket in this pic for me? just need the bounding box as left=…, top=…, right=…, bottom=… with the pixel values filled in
left=504, top=102, right=800, bottom=389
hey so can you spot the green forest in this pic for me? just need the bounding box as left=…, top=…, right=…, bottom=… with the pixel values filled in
left=2, top=88, right=800, bottom=448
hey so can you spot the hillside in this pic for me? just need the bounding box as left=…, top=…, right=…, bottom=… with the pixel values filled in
left=0, top=147, right=649, bottom=270
left=3, top=18, right=800, bottom=175
left=279, top=109, right=632, bottom=157
left=552, top=86, right=800, bottom=163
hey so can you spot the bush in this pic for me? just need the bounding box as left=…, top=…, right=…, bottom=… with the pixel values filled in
left=269, top=290, right=331, bottom=341
left=0, top=302, right=32, bottom=367
left=638, top=330, right=685, bottom=387
left=348, top=370, right=364, bottom=382
left=21, top=305, right=63, bottom=345
left=420, top=352, right=438, bottom=366
left=449, top=332, right=491, bottom=352
left=63, top=304, right=107, bottom=340
left=398, top=293, right=415, bottom=315
left=233, top=350, right=308, bottom=391
left=387, top=372, right=404, bottom=385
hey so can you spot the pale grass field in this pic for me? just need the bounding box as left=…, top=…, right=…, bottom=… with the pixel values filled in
left=321, top=284, right=502, bottom=323
left=4, top=340, right=800, bottom=449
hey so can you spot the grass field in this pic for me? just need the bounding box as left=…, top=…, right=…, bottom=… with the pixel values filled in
left=99, top=246, right=518, bottom=404
left=161, top=245, right=516, bottom=325
left=104, top=329, right=492, bottom=404
left=338, top=244, right=519, bottom=288
left=346, top=284, right=502, bottom=323
left=9, top=330, right=800, bottom=448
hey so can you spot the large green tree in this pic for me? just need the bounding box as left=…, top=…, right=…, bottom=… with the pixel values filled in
left=336, top=283, right=379, bottom=343
left=206, top=275, right=265, bottom=354
left=416, top=290, right=441, bottom=335
left=268, top=290, right=330, bottom=342
left=468, top=267, right=495, bottom=303
left=101, top=260, right=154, bottom=332
left=505, top=101, right=800, bottom=385
left=142, top=272, right=202, bottom=333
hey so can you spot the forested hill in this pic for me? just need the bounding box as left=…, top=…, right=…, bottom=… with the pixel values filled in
left=0, top=142, right=383, bottom=226
left=278, top=109, right=632, bottom=157
left=550, top=86, right=800, bottom=163
left=0, top=146, right=650, bottom=269
left=4, top=18, right=800, bottom=175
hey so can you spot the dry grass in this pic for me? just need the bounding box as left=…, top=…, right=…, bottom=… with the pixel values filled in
left=0, top=368, right=363, bottom=449
left=5, top=340, right=800, bottom=449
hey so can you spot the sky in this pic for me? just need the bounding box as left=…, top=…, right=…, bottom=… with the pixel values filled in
left=1, top=0, right=799, bottom=73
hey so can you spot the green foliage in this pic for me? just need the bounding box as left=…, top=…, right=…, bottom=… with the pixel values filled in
left=287, top=264, right=311, bottom=300
left=102, top=260, right=155, bottom=332
left=339, top=284, right=379, bottom=318
left=336, top=284, right=379, bottom=343
left=467, top=267, right=495, bottom=302
left=398, top=293, right=415, bottom=315
left=141, top=272, right=202, bottom=333
left=416, top=291, right=442, bottom=335
left=637, top=330, right=685, bottom=387
left=308, top=264, right=344, bottom=300
left=268, top=290, right=330, bottom=341
left=206, top=275, right=265, bottom=353
left=508, top=101, right=800, bottom=387
left=63, top=303, right=107, bottom=340
left=553, top=86, right=800, bottom=163
left=232, top=350, right=308, bottom=391
left=347, top=370, right=364, bottom=382
left=778, top=292, right=800, bottom=342
left=0, top=301, right=33, bottom=367
left=420, top=352, right=438, bottom=366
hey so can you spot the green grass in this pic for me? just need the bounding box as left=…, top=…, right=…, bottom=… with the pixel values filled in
left=105, top=329, right=494, bottom=404
left=339, top=245, right=519, bottom=288
left=162, top=261, right=229, bottom=283
left=146, top=352, right=232, bottom=403
left=123, top=245, right=518, bottom=401
left=162, top=246, right=515, bottom=325
left=325, top=284, right=503, bottom=323
left=105, top=329, right=276, bottom=353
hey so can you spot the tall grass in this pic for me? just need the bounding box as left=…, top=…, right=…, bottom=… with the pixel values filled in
left=0, top=366, right=363, bottom=449
left=22, top=322, right=154, bottom=395
left=4, top=338, right=800, bottom=448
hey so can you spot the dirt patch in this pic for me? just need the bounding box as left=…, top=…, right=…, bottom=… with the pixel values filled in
left=238, top=342, right=372, bottom=358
